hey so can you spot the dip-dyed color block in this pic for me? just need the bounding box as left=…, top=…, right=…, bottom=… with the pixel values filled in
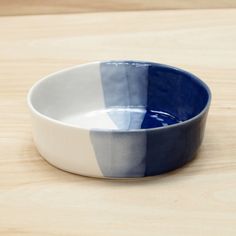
left=28, top=61, right=211, bottom=178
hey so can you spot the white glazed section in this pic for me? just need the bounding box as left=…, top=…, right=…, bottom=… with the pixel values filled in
left=31, top=112, right=103, bottom=177
left=28, top=62, right=109, bottom=177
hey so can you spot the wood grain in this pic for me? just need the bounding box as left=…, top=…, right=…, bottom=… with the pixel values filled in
left=0, top=9, right=236, bottom=235
left=0, top=0, right=236, bottom=16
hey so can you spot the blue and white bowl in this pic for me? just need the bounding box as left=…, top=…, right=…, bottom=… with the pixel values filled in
left=28, top=61, right=211, bottom=178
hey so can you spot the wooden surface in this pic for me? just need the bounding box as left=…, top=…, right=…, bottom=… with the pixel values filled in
left=0, top=9, right=236, bottom=235
left=1, top=0, right=236, bottom=16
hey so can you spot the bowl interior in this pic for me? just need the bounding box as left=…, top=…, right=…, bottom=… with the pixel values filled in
left=30, top=61, right=210, bottom=130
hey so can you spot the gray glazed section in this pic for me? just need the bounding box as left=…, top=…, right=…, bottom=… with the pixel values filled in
left=90, top=131, right=146, bottom=178
left=99, top=61, right=148, bottom=130
left=90, top=61, right=149, bottom=177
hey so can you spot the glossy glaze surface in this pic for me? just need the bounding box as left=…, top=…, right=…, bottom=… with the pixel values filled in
left=28, top=60, right=211, bottom=178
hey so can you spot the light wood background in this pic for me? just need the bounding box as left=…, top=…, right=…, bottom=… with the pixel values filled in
left=0, top=0, right=236, bottom=16
left=0, top=6, right=236, bottom=236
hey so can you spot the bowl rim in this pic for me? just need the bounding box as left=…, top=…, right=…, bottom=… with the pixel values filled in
left=27, top=60, right=212, bottom=132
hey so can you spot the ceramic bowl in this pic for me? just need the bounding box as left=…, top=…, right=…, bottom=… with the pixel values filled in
left=28, top=60, right=211, bottom=178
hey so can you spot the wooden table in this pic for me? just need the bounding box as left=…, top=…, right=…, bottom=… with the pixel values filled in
left=0, top=9, right=236, bottom=235
left=1, top=0, right=236, bottom=16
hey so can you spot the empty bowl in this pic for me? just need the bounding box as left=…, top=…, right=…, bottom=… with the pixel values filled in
left=28, top=60, right=211, bottom=178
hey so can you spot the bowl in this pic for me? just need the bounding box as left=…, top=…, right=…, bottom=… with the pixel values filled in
left=28, top=60, right=211, bottom=178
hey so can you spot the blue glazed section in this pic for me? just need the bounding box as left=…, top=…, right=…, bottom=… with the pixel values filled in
left=141, top=110, right=181, bottom=129
left=142, top=63, right=210, bottom=175
left=142, top=64, right=209, bottom=176
left=146, top=65, right=209, bottom=121
left=144, top=111, right=208, bottom=176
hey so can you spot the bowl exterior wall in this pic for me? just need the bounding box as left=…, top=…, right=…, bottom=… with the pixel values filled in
left=31, top=108, right=209, bottom=178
